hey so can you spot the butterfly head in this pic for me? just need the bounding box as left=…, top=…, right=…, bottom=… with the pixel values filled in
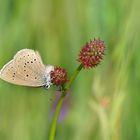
left=43, top=65, right=54, bottom=89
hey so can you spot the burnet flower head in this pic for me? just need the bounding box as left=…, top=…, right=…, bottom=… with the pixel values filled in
left=78, top=38, right=105, bottom=69
left=51, top=67, right=68, bottom=86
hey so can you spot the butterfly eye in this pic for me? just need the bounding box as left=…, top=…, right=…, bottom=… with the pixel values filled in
left=44, top=84, right=50, bottom=89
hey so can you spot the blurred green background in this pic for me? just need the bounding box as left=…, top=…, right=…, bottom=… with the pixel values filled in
left=0, top=0, right=139, bottom=140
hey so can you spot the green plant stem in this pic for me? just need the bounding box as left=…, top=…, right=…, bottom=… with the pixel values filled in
left=49, top=93, right=65, bottom=140
left=49, top=64, right=83, bottom=140
left=64, top=64, right=83, bottom=90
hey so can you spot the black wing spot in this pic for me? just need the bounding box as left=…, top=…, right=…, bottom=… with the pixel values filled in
left=34, top=59, right=36, bottom=61
left=27, top=61, right=29, bottom=63
left=26, top=74, right=29, bottom=77
left=24, top=70, right=26, bottom=72
left=31, top=61, right=33, bottom=63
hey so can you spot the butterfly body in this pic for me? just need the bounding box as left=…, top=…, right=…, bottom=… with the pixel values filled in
left=0, top=49, right=54, bottom=89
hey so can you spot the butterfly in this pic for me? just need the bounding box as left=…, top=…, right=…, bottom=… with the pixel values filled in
left=0, top=49, right=54, bottom=89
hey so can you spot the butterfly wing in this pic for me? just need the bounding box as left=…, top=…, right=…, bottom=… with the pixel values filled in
left=0, top=49, right=46, bottom=87
left=0, top=60, right=30, bottom=86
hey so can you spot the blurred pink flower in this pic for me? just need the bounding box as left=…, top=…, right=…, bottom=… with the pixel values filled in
left=50, top=91, right=71, bottom=122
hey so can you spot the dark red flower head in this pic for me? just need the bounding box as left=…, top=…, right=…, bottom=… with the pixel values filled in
left=78, top=38, right=105, bottom=69
left=51, top=67, right=68, bottom=86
